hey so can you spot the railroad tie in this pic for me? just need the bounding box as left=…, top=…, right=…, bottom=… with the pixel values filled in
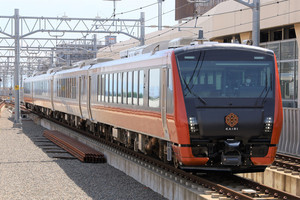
left=43, top=130, right=106, bottom=163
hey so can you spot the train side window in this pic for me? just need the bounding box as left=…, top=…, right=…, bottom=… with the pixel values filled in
left=117, top=73, right=122, bottom=103
left=139, top=70, right=144, bottom=106
left=123, top=72, right=127, bottom=104
left=62, top=79, right=65, bottom=98
left=65, top=78, right=68, bottom=98
left=167, top=68, right=174, bottom=114
left=57, top=80, right=59, bottom=97
left=128, top=71, right=132, bottom=104
left=113, top=73, right=117, bottom=103
left=66, top=78, right=69, bottom=98
left=97, top=75, right=100, bottom=101
left=68, top=78, right=71, bottom=98
left=149, top=68, right=160, bottom=108
left=133, top=71, right=138, bottom=105
left=105, top=74, right=109, bottom=102
left=109, top=74, right=113, bottom=103
left=101, top=74, right=105, bottom=102
left=72, top=78, right=76, bottom=99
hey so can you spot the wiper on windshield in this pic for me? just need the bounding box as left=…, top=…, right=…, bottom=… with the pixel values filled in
left=182, top=78, right=207, bottom=105
left=181, top=52, right=207, bottom=105
left=255, top=73, right=272, bottom=106
left=261, top=73, right=273, bottom=106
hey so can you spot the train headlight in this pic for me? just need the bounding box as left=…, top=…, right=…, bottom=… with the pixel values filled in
left=264, top=117, right=273, bottom=133
left=189, top=117, right=199, bottom=135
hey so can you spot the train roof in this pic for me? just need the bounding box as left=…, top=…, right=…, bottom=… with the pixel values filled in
left=90, top=48, right=173, bottom=70
left=25, top=42, right=275, bottom=81
left=174, top=42, right=274, bottom=55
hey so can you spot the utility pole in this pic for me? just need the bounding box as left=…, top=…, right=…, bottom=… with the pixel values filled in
left=234, top=0, right=260, bottom=46
left=93, top=34, right=97, bottom=58
left=14, top=8, right=21, bottom=125
left=158, top=0, right=163, bottom=30
left=140, top=12, right=145, bottom=46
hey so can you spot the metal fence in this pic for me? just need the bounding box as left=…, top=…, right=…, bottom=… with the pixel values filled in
left=277, top=108, right=300, bottom=157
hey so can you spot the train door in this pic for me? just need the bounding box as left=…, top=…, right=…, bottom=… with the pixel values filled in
left=87, top=76, right=93, bottom=120
left=161, top=66, right=169, bottom=140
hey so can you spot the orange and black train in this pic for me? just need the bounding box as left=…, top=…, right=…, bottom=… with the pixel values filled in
left=24, top=42, right=283, bottom=173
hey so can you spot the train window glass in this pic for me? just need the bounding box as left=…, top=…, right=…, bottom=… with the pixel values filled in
left=117, top=73, right=122, bottom=103
left=69, top=78, right=71, bottom=98
left=24, top=82, right=30, bottom=94
left=72, top=78, right=76, bottom=99
left=67, top=78, right=69, bottom=98
left=82, top=76, right=87, bottom=101
left=57, top=80, right=59, bottom=97
left=123, top=72, right=127, bottom=104
left=109, top=74, right=113, bottom=103
left=139, top=70, right=144, bottom=106
left=101, top=74, right=105, bottom=102
left=61, top=79, right=66, bottom=97
left=113, top=73, right=117, bottom=103
left=61, top=79, right=63, bottom=98
left=167, top=69, right=174, bottom=114
left=62, top=79, right=65, bottom=98
left=46, top=81, right=49, bottom=96
left=207, top=72, right=214, bottom=85
left=66, top=78, right=69, bottom=98
left=133, top=71, right=138, bottom=105
left=149, top=68, right=160, bottom=108
left=128, top=71, right=132, bottom=104
left=216, top=72, right=222, bottom=90
left=168, top=69, right=173, bottom=91
left=176, top=49, right=275, bottom=100
left=105, top=74, right=109, bottom=102
left=65, top=79, right=67, bottom=98
left=97, top=75, right=101, bottom=101
left=60, top=79, right=62, bottom=97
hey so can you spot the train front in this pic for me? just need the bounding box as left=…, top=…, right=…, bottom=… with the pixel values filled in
left=172, top=44, right=283, bottom=172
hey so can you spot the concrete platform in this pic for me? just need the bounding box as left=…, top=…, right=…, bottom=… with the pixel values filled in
left=0, top=108, right=167, bottom=199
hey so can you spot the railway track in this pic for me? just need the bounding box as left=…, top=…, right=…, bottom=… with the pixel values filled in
left=273, top=153, right=300, bottom=173
left=8, top=104, right=300, bottom=200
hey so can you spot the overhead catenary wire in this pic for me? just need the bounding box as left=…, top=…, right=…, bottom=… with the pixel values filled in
left=98, top=1, right=297, bottom=55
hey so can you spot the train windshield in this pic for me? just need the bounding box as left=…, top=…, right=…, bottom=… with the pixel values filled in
left=176, top=49, right=275, bottom=100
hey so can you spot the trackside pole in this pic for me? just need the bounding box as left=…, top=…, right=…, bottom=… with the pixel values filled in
left=14, top=8, right=21, bottom=125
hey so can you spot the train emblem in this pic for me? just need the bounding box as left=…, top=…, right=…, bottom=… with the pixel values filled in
left=225, top=113, right=239, bottom=131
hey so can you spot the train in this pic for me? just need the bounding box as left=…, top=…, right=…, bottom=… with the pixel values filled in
left=23, top=41, right=283, bottom=173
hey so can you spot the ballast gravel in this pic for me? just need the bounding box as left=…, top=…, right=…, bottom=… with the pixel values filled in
left=0, top=108, right=166, bottom=200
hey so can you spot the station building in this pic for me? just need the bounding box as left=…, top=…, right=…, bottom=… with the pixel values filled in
left=97, top=0, right=300, bottom=108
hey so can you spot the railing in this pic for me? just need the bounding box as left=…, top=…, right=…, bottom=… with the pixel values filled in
left=277, top=108, right=300, bottom=157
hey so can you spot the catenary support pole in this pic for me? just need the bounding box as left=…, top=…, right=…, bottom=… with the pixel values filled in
left=14, top=8, right=21, bottom=124
left=234, top=0, right=260, bottom=46
left=93, top=34, right=97, bottom=58
left=158, top=0, right=162, bottom=31
left=140, top=12, right=145, bottom=46
left=252, top=0, right=260, bottom=46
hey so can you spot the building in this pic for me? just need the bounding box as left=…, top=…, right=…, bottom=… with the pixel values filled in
left=97, top=0, right=300, bottom=108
